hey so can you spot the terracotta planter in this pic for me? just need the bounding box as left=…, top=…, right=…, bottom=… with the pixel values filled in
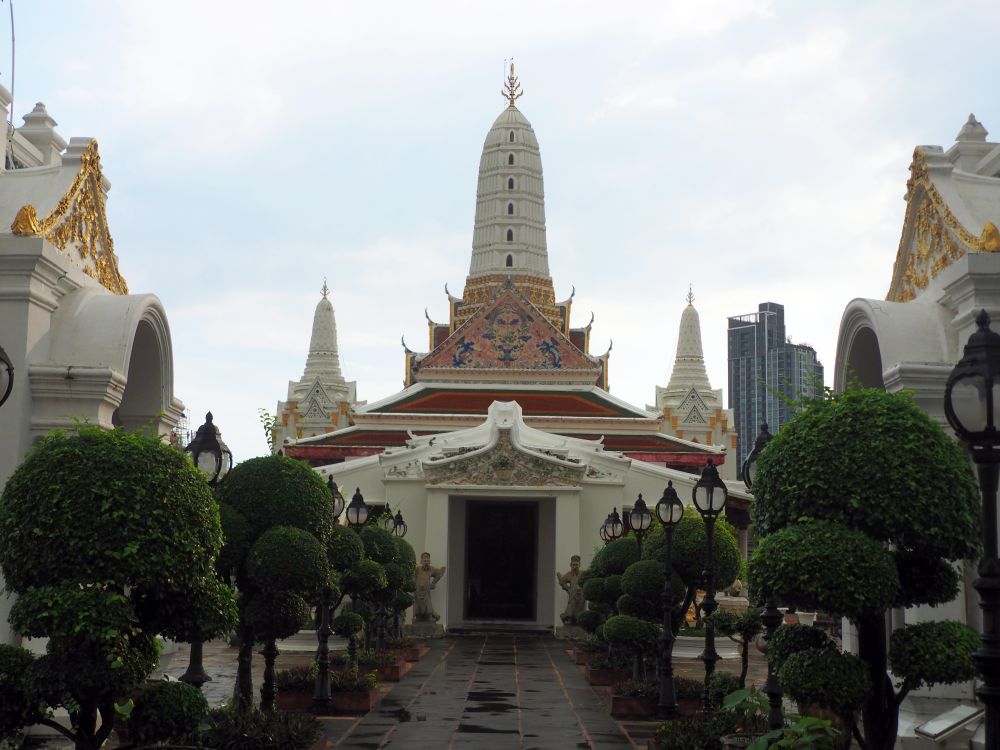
left=276, top=689, right=314, bottom=713
left=375, top=660, right=411, bottom=682
left=403, top=644, right=429, bottom=662
left=676, top=697, right=702, bottom=717
left=575, top=649, right=596, bottom=666
left=330, top=689, right=378, bottom=714
left=721, top=734, right=764, bottom=749
left=610, top=695, right=657, bottom=718
left=586, top=666, right=627, bottom=686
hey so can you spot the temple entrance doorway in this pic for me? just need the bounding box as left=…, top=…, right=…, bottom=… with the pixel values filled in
left=464, top=500, right=538, bottom=620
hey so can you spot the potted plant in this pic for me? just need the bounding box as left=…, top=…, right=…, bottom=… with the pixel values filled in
left=674, top=676, right=704, bottom=717
left=329, top=668, right=379, bottom=714
left=387, top=635, right=428, bottom=662
left=719, top=687, right=769, bottom=749
left=610, top=679, right=657, bottom=718
left=274, top=664, right=317, bottom=712
left=747, top=715, right=841, bottom=750
left=573, top=634, right=602, bottom=666
left=586, top=652, right=629, bottom=686
left=357, top=647, right=410, bottom=682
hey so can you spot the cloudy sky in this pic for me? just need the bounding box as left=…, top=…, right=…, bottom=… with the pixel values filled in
left=10, top=1, right=999, bottom=461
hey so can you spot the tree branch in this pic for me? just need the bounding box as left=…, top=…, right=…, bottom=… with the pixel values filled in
left=852, top=722, right=872, bottom=750
left=37, top=718, right=76, bottom=742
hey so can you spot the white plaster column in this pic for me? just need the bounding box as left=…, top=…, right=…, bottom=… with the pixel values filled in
left=424, top=489, right=450, bottom=628
left=554, top=492, right=581, bottom=628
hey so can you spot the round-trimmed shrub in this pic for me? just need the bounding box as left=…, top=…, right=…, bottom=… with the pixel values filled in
left=892, top=551, right=960, bottom=609
left=0, top=427, right=221, bottom=593
left=130, top=680, right=209, bottom=746
left=215, top=455, right=333, bottom=542
left=343, top=559, right=388, bottom=597
left=393, top=536, right=417, bottom=574
left=621, top=559, right=664, bottom=598
left=707, top=670, right=741, bottom=709
left=766, top=624, right=835, bottom=671
left=582, top=577, right=607, bottom=605
left=0, top=645, right=40, bottom=736
left=889, top=620, right=979, bottom=691
left=604, top=574, right=623, bottom=601
left=752, top=388, right=980, bottom=560
left=642, top=510, right=741, bottom=593
left=602, top=614, right=659, bottom=651
left=332, top=611, right=365, bottom=638
left=749, top=521, right=898, bottom=618
left=217, top=502, right=253, bottom=576
left=779, top=647, right=871, bottom=718
left=576, top=609, right=605, bottom=633
left=590, top=537, right=639, bottom=576
left=246, top=526, right=329, bottom=598
left=244, top=591, right=311, bottom=642
left=360, top=525, right=398, bottom=564
left=327, top=524, right=365, bottom=570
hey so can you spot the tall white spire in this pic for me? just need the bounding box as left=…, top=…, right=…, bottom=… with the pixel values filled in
left=666, top=286, right=712, bottom=392
left=300, top=279, right=345, bottom=386
left=469, top=63, right=549, bottom=279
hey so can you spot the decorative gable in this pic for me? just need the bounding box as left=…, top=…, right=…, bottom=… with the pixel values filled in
left=415, top=286, right=600, bottom=380
left=423, top=431, right=586, bottom=487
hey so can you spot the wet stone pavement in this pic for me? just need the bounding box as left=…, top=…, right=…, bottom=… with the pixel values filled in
left=333, top=634, right=633, bottom=749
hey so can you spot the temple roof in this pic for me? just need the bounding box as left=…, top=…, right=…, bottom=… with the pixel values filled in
left=888, top=113, right=1000, bottom=302
left=665, top=289, right=713, bottom=394
left=412, top=282, right=602, bottom=385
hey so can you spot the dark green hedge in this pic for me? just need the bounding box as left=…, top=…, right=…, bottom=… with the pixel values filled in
left=642, top=509, right=740, bottom=591
left=892, top=551, right=960, bottom=609
left=779, top=647, right=871, bottom=717
left=889, top=620, right=979, bottom=691
left=590, top=537, right=639, bottom=576
left=327, top=524, right=365, bottom=570
left=246, top=526, right=329, bottom=598
left=130, top=681, right=208, bottom=747
left=0, top=645, right=40, bottom=736
left=766, top=624, right=834, bottom=671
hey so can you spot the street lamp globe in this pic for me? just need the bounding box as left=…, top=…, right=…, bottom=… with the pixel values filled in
left=327, top=477, right=346, bottom=520
left=945, top=309, right=1000, bottom=460
left=630, top=494, right=653, bottom=534
left=378, top=508, right=396, bottom=533
left=599, top=516, right=611, bottom=544
left=345, top=488, right=369, bottom=529
left=185, top=412, right=233, bottom=486
left=655, top=481, right=684, bottom=527
left=603, top=508, right=624, bottom=541
left=693, top=459, right=728, bottom=517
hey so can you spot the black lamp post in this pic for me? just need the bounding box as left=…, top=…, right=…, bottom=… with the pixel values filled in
left=0, top=345, right=13, bottom=408
left=655, top=481, right=684, bottom=719
left=328, top=477, right=346, bottom=521
left=345, top=488, right=370, bottom=529
left=391, top=510, right=407, bottom=537
left=945, top=309, right=1000, bottom=747
left=184, top=412, right=233, bottom=486
left=629, top=494, right=653, bottom=555
left=600, top=514, right=612, bottom=544
left=692, top=458, right=728, bottom=712
left=743, top=424, right=783, bottom=730
left=378, top=508, right=396, bottom=533
left=603, top=508, right=624, bottom=543
left=180, top=411, right=233, bottom=690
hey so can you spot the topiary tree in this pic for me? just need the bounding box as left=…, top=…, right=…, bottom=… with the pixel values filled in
left=213, top=455, right=333, bottom=712
left=707, top=607, right=762, bottom=688
left=129, top=680, right=209, bottom=747
left=0, top=644, right=42, bottom=739
left=0, top=427, right=236, bottom=750
left=601, top=614, right=660, bottom=680
left=641, top=507, right=741, bottom=632
left=748, top=388, right=982, bottom=750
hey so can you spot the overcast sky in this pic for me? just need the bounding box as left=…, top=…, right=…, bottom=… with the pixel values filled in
left=9, top=1, right=1000, bottom=462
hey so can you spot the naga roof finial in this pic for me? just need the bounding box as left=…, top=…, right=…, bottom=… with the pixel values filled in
left=502, top=60, right=523, bottom=109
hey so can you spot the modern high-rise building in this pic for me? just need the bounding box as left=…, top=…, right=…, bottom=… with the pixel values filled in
left=727, top=302, right=824, bottom=473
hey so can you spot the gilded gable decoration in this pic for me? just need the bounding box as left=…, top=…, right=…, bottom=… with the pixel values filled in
left=10, top=141, right=127, bottom=295
left=888, top=149, right=1000, bottom=303
left=423, top=431, right=586, bottom=487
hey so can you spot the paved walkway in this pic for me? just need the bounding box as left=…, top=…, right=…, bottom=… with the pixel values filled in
left=334, top=634, right=632, bottom=750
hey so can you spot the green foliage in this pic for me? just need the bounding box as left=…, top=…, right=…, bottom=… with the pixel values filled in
left=590, top=536, right=639, bottom=576
left=748, top=521, right=898, bottom=618
left=200, top=705, right=322, bottom=750
left=707, top=671, right=741, bottom=709
left=747, top=716, right=840, bottom=750
left=0, top=645, right=41, bottom=736
left=393, top=536, right=417, bottom=578
left=643, top=509, right=741, bottom=591
left=215, top=455, right=333, bottom=542
left=708, top=607, right=762, bottom=643
left=779, top=647, right=871, bottom=718
left=576, top=609, right=605, bottom=633
left=674, top=676, right=704, bottom=700
left=889, top=621, right=979, bottom=692
left=129, top=681, right=208, bottom=747
left=327, top=524, right=365, bottom=570
left=766, top=624, right=834, bottom=672
left=892, top=552, right=960, bottom=609
left=752, top=388, right=981, bottom=562
left=654, top=714, right=739, bottom=750
left=244, top=591, right=311, bottom=642
left=601, top=614, right=659, bottom=651
left=613, top=678, right=658, bottom=698
left=246, top=526, right=329, bottom=598
left=604, top=574, right=623, bottom=601
left=132, top=576, right=238, bottom=643
left=621, top=559, right=665, bottom=598
left=360, top=524, right=398, bottom=564
left=0, top=426, right=229, bottom=747
left=275, top=664, right=317, bottom=691
left=329, top=668, right=378, bottom=692
left=721, top=687, right=770, bottom=734
left=217, top=502, right=253, bottom=576
left=0, top=426, right=222, bottom=593
left=332, top=612, right=365, bottom=638
left=343, top=558, right=388, bottom=598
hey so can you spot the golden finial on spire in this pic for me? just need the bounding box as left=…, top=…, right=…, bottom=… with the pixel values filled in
left=686, top=285, right=694, bottom=306
left=502, top=61, right=523, bottom=109
left=321, top=278, right=329, bottom=299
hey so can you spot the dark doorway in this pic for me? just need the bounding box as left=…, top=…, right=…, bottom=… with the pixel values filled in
left=465, top=501, right=537, bottom=620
